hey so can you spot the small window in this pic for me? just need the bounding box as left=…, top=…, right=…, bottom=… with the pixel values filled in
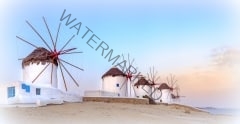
left=8, top=87, right=15, bottom=98
left=116, top=83, right=120, bottom=87
left=22, top=83, right=30, bottom=93
left=22, top=84, right=26, bottom=89
left=36, top=88, right=41, bottom=95
left=26, top=85, right=30, bottom=92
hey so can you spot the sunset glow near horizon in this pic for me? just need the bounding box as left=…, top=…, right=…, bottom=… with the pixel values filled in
left=0, top=0, right=240, bottom=108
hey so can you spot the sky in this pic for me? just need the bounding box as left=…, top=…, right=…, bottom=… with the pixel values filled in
left=0, top=0, right=240, bottom=108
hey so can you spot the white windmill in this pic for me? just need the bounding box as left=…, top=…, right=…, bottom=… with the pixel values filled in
left=101, top=67, right=126, bottom=97
left=133, top=76, right=152, bottom=98
left=0, top=17, right=84, bottom=105
left=161, top=74, right=180, bottom=103
left=17, top=17, right=84, bottom=92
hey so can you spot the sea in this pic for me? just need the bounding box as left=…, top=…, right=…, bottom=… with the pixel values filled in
left=198, top=107, right=240, bottom=116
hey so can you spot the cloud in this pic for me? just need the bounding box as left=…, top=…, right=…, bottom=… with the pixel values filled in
left=175, top=46, right=240, bottom=107
left=210, top=46, right=240, bottom=69
left=184, top=47, right=239, bottom=87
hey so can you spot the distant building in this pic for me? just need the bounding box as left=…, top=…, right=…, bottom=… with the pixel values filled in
left=133, top=77, right=152, bottom=98
left=101, top=67, right=127, bottom=97
left=158, top=83, right=173, bottom=103
left=84, top=67, right=128, bottom=97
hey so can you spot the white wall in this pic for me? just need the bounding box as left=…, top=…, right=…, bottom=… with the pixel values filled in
left=23, top=63, right=57, bottom=88
left=0, top=83, right=7, bottom=104
left=102, top=75, right=127, bottom=97
left=150, top=85, right=161, bottom=102
left=0, top=82, right=20, bottom=104
left=149, top=85, right=173, bottom=103
left=0, top=81, right=64, bottom=105
left=160, top=89, right=172, bottom=103
left=84, top=90, right=118, bottom=97
left=133, top=85, right=152, bottom=98
left=18, top=84, right=64, bottom=104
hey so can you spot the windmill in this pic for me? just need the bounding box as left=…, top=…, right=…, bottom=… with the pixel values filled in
left=16, top=17, right=83, bottom=92
left=166, top=74, right=180, bottom=102
left=133, top=76, right=152, bottom=98
left=119, top=54, right=138, bottom=97
left=147, top=66, right=162, bottom=101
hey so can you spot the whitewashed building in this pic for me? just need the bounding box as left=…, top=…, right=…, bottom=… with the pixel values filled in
left=0, top=81, right=63, bottom=105
left=133, top=77, right=152, bottom=98
left=158, top=83, right=173, bottom=103
left=101, top=67, right=127, bottom=97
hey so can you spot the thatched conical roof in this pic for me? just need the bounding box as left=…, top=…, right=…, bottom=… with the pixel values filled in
left=158, top=83, right=172, bottom=90
left=134, top=77, right=151, bottom=86
left=22, top=47, right=58, bottom=68
left=102, top=67, right=126, bottom=78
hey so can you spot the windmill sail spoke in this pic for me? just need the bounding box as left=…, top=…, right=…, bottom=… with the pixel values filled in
left=172, top=75, right=175, bottom=81
left=122, top=54, right=125, bottom=60
left=51, top=62, right=53, bottom=85
left=149, top=67, right=152, bottom=80
left=59, top=61, right=79, bottom=87
left=59, top=35, right=75, bottom=52
left=152, top=68, right=154, bottom=81
left=55, top=23, right=61, bottom=50
left=62, top=51, right=83, bottom=55
left=170, top=74, right=173, bottom=84
left=155, top=76, right=160, bottom=83
left=150, top=67, right=153, bottom=82
left=127, top=53, right=131, bottom=67
left=167, top=77, right=170, bottom=85
left=32, top=63, right=50, bottom=83
left=43, top=17, right=55, bottom=48
left=64, top=48, right=77, bottom=52
left=173, top=80, right=177, bottom=85
left=147, top=73, right=151, bottom=84
left=26, top=20, right=52, bottom=51
left=58, top=60, right=68, bottom=91
left=148, top=67, right=158, bottom=85
left=130, top=58, right=135, bottom=66
left=59, top=58, right=84, bottom=71
left=16, top=36, right=38, bottom=48
left=122, top=54, right=125, bottom=69
left=152, top=67, right=155, bottom=81
left=60, top=48, right=77, bottom=55
left=172, top=81, right=177, bottom=87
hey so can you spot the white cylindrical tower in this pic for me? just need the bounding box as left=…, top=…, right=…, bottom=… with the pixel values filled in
left=22, top=47, right=58, bottom=88
left=159, top=83, right=172, bottom=103
left=102, top=67, right=127, bottom=97
left=161, top=89, right=171, bottom=103
left=133, top=77, right=152, bottom=98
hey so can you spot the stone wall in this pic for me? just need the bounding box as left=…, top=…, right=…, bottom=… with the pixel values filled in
left=83, top=97, right=149, bottom=104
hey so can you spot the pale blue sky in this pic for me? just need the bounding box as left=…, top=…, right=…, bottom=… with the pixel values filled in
left=0, top=0, right=240, bottom=108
